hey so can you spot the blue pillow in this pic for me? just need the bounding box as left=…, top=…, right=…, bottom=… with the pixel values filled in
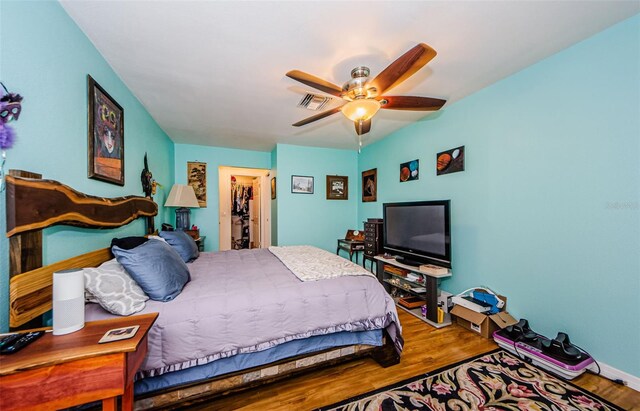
left=112, top=239, right=190, bottom=302
left=159, top=230, right=199, bottom=263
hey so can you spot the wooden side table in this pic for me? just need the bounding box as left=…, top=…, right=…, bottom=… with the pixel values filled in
left=0, top=313, right=158, bottom=411
left=337, top=239, right=365, bottom=263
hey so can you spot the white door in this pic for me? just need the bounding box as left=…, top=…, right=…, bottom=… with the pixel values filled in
left=251, top=178, right=261, bottom=248
left=260, top=175, right=271, bottom=248
left=219, top=168, right=232, bottom=251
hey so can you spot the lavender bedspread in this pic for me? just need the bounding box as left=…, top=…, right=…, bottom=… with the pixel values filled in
left=85, top=248, right=402, bottom=378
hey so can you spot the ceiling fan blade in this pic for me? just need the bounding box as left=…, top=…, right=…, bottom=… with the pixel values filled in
left=379, top=96, right=446, bottom=111
left=292, top=106, right=343, bottom=127
left=369, top=43, right=437, bottom=96
left=355, top=119, right=371, bottom=135
left=286, top=70, right=343, bottom=98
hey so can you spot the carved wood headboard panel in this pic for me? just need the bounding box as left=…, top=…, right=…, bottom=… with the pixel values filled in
left=6, top=174, right=157, bottom=237
left=5, top=171, right=158, bottom=328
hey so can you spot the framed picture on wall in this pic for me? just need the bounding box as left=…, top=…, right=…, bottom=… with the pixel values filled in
left=271, top=177, right=276, bottom=199
left=400, top=159, right=419, bottom=182
left=291, top=175, right=314, bottom=194
left=187, top=161, right=207, bottom=207
left=436, top=146, right=465, bottom=176
left=362, top=168, right=377, bottom=202
left=326, top=175, right=348, bottom=200
left=87, top=75, right=124, bottom=185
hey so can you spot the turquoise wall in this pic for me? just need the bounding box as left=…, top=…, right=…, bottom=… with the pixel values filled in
left=358, top=16, right=639, bottom=375
left=172, top=143, right=358, bottom=254
left=0, top=0, right=175, bottom=332
left=173, top=144, right=271, bottom=251
left=275, top=144, right=359, bottom=253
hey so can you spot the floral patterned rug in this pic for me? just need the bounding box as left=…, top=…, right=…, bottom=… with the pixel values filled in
left=317, top=349, right=622, bottom=411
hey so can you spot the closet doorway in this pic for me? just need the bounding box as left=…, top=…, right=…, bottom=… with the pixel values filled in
left=218, top=166, right=271, bottom=251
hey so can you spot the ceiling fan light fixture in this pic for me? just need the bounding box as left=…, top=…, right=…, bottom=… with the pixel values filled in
left=341, top=99, right=381, bottom=122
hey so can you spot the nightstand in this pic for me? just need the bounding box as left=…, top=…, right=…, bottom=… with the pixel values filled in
left=196, top=235, right=206, bottom=252
left=0, top=313, right=158, bottom=411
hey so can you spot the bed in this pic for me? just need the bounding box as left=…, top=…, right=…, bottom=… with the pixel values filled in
left=5, top=172, right=402, bottom=409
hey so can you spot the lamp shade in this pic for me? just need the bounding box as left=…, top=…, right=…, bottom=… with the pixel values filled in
left=341, top=99, right=381, bottom=122
left=165, top=184, right=200, bottom=208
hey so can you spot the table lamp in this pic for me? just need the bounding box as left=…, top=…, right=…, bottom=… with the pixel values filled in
left=164, top=184, right=200, bottom=230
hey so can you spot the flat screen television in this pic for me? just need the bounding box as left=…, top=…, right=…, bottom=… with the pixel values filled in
left=383, top=200, right=451, bottom=268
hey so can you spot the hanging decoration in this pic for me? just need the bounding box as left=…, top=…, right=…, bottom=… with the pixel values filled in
left=140, top=152, right=162, bottom=234
left=141, top=153, right=153, bottom=197
left=0, top=82, right=23, bottom=192
left=140, top=153, right=162, bottom=196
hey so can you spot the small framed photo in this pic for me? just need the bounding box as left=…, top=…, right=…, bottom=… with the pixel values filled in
left=362, top=168, right=377, bottom=202
left=326, top=175, right=348, bottom=200
left=291, top=175, right=314, bottom=194
left=98, top=325, right=139, bottom=344
left=87, top=75, right=124, bottom=186
left=271, top=177, right=276, bottom=199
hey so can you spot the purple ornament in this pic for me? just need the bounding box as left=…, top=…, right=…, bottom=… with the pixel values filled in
left=0, top=123, right=16, bottom=149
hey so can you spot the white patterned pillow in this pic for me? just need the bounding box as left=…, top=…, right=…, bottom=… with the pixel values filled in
left=83, top=258, right=149, bottom=316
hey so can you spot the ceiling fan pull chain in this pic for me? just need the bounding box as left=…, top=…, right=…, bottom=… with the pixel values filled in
left=358, top=135, right=362, bottom=154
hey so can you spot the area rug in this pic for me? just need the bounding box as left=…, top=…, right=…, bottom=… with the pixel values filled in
left=317, top=349, right=622, bottom=411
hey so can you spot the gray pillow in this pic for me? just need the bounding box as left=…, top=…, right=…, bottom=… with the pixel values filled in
left=159, top=230, right=199, bottom=263
left=112, top=239, right=190, bottom=302
left=83, top=258, right=149, bottom=315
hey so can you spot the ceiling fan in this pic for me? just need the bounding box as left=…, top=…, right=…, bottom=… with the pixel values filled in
left=286, top=43, right=446, bottom=140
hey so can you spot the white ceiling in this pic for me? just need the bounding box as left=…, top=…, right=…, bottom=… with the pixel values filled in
left=60, top=1, right=639, bottom=152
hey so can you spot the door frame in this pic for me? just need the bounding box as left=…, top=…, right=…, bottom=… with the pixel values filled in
left=219, top=166, right=271, bottom=251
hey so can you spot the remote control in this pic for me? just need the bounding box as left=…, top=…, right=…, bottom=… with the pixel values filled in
left=0, top=333, right=21, bottom=350
left=0, top=331, right=45, bottom=354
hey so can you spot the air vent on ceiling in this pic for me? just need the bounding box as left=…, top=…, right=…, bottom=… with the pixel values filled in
left=298, top=94, right=332, bottom=111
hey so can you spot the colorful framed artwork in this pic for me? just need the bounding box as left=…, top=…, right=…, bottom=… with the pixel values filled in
left=291, top=175, right=314, bottom=194
left=362, top=168, right=377, bottom=202
left=326, top=175, right=348, bottom=200
left=187, top=161, right=207, bottom=207
left=271, top=177, right=276, bottom=199
left=436, top=146, right=465, bottom=176
left=87, top=75, right=124, bottom=185
left=400, top=159, right=419, bottom=182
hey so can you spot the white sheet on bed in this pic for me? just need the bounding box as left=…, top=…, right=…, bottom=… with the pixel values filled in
left=268, top=245, right=376, bottom=281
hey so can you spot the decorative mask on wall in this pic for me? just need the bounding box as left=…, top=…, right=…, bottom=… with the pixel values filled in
left=0, top=82, right=23, bottom=191
left=140, top=152, right=161, bottom=198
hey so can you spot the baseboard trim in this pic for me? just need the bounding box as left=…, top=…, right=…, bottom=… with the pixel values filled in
left=596, top=361, right=640, bottom=392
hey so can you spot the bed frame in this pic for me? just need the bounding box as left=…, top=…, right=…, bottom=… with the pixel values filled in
left=5, top=170, right=400, bottom=409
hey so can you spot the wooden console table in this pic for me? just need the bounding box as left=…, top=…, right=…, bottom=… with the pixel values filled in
left=375, top=256, right=452, bottom=329
left=0, top=313, right=158, bottom=411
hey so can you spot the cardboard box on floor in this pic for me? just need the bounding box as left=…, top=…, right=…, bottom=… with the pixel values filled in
left=450, top=295, right=517, bottom=338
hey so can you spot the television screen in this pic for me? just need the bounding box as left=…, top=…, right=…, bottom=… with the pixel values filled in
left=383, top=200, right=451, bottom=267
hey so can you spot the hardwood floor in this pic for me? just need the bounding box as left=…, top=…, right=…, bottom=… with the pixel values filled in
left=188, top=310, right=639, bottom=410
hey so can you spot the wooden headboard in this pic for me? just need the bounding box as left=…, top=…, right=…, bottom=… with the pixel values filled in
left=5, top=170, right=158, bottom=328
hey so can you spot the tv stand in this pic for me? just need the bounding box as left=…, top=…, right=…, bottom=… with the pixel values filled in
left=375, top=256, right=452, bottom=329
